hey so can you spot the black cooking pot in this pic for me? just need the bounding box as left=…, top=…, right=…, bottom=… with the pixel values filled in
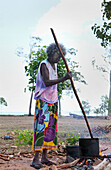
left=79, top=138, right=99, bottom=157
left=66, top=145, right=80, bottom=158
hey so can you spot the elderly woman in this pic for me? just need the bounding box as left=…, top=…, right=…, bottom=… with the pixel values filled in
left=31, top=43, right=72, bottom=169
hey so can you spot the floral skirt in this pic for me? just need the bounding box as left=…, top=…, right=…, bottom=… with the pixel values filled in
left=32, top=99, right=58, bottom=151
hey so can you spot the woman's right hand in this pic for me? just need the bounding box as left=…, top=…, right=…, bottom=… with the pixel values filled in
left=64, top=71, right=72, bottom=80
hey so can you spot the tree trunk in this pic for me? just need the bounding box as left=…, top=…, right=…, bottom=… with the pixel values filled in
left=58, top=94, right=61, bottom=117
left=108, top=70, right=111, bottom=116
left=28, top=90, right=33, bottom=116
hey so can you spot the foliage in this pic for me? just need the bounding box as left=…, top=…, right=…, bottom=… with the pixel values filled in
left=66, top=134, right=79, bottom=146
left=100, top=95, right=109, bottom=115
left=92, top=51, right=111, bottom=77
left=57, top=58, right=86, bottom=97
left=91, top=0, right=111, bottom=74
left=0, top=97, right=7, bottom=106
left=91, top=0, right=111, bottom=77
left=109, top=98, right=111, bottom=113
left=24, top=41, right=86, bottom=97
left=91, top=0, right=111, bottom=48
left=24, top=45, right=47, bottom=92
left=15, top=129, right=33, bottom=145
left=17, top=37, right=86, bottom=116
left=57, top=58, right=67, bottom=96
left=93, top=95, right=111, bottom=116
left=91, top=0, right=111, bottom=116
left=82, top=100, right=91, bottom=115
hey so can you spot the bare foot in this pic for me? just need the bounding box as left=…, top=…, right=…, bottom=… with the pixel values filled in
left=41, top=159, right=57, bottom=166
left=31, top=158, right=44, bottom=169
left=30, top=162, right=44, bottom=169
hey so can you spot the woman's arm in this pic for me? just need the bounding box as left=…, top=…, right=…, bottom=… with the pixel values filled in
left=40, top=63, right=72, bottom=87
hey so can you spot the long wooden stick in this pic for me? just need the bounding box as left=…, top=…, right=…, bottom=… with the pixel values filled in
left=57, top=158, right=80, bottom=169
left=50, top=28, right=93, bottom=138
left=91, top=158, right=109, bottom=170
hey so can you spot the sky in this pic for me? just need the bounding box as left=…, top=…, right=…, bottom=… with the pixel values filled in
left=0, top=0, right=110, bottom=115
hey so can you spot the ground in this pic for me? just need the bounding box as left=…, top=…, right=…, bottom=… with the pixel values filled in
left=0, top=115, right=111, bottom=169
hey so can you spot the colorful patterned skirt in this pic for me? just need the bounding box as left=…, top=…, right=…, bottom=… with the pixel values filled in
left=32, top=99, right=58, bottom=151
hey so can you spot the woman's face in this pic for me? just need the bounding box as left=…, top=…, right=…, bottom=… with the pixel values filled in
left=52, top=53, right=61, bottom=63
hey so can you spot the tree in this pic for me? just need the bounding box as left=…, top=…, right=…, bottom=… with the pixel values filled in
left=91, top=0, right=111, bottom=116
left=91, top=0, right=111, bottom=48
left=24, top=42, right=47, bottom=116
left=25, top=46, right=86, bottom=116
left=93, top=108, right=101, bottom=117
left=93, top=95, right=111, bottom=116
left=81, top=100, right=91, bottom=115
left=17, top=37, right=43, bottom=116
left=17, top=37, right=86, bottom=116
left=17, top=36, right=87, bottom=116
left=0, top=97, right=8, bottom=113
left=110, top=70, right=111, bottom=107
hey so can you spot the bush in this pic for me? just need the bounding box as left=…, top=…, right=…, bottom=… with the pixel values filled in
left=66, top=134, right=79, bottom=145
left=15, top=129, right=33, bottom=145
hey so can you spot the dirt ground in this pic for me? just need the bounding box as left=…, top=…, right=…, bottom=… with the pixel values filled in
left=0, top=115, right=111, bottom=169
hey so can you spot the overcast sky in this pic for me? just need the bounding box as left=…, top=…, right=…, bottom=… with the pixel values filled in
left=0, top=0, right=109, bottom=115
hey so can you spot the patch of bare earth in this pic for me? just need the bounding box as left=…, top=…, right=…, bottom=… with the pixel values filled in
left=0, top=115, right=111, bottom=169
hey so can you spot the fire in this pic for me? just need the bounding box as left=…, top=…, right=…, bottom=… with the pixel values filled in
left=99, top=149, right=107, bottom=157
left=85, top=159, right=89, bottom=165
left=99, top=150, right=108, bottom=157
left=99, top=150, right=102, bottom=155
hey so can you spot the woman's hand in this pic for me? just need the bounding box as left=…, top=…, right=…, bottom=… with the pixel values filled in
left=64, top=71, right=72, bottom=80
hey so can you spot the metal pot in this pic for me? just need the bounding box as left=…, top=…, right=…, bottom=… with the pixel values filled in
left=66, top=145, right=80, bottom=159
left=79, top=138, right=99, bottom=157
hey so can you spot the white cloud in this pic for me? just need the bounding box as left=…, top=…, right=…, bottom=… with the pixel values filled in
left=32, top=0, right=109, bottom=114
left=34, top=0, right=103, bottom=37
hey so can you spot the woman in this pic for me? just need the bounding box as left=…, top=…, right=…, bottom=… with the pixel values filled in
left=31, top=43, right=72, bottom=169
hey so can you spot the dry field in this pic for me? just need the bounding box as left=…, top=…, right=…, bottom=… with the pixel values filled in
left=0, top=115, right=111, bottom=144
left=0, top=115, right=111, bottom=170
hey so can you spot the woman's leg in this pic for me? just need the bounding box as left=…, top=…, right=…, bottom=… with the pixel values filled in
left=31, top=151, right=44, bottom=168
left=32, top=151, right=40, bottom=164
left=41, top=149, right=48, bottom=162
left=41, top=149, right=57, bottom=165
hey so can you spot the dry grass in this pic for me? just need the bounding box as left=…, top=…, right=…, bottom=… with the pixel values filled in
left=0, top=115, right=111, bottom=143
left=0, top=115, right=111, bottom=170
left=0, top=115, right=33, bottom=137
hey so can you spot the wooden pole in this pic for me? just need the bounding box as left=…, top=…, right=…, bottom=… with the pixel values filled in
left=50, top=28, right=93, bottom=138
